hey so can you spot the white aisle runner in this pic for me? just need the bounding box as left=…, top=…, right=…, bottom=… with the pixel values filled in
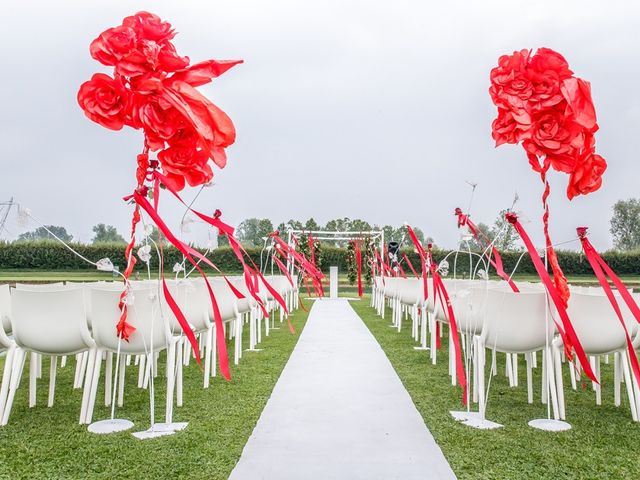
left=229, top=298, right=456, bottom=480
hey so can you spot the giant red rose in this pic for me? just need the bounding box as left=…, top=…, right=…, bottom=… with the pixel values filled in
left=122, top=11, right=176, bottom=43
left=90, top=25, right=137, bottom=67
left=489, top=49, right=532, bottom=110
left=77, top=73, right=130, bottom=130
left=157, top=145, right=213, bottom=191
left=491, top=108, right=531, bottom=146
left=567, top=150, right=607, bottom=199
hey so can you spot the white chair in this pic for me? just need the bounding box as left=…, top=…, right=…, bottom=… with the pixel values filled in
left=477, top=289, right=556, bottom=420
left=556, top=292, right=640, bottom=421
left=84, top=286, right=177, bottom=425
left=2, top=287, right=96, bottom=425
left=0, top=284, right=16, bottom=421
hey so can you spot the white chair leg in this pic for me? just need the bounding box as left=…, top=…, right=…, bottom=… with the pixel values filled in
left=79, top=348, right=97, bottom=424
left=0, top=345, right=16, bottom=418
left=29, top=352, right=38, bottom=408
left=165, top=340, right=176, bottom=424
left=512, top=354, right=519, bottom=388
left=1, top=348, right=26, bottom=426
left=545, top=347, right=561, bottom=420
left=36, top=353, right=42, bottom=379
left=117, top=355, right=126, bottom=407
left=553, top=346, right=566, bottom=420
left=526, top=352, right=533, bottom=404
left=614, top=352, right=621, bottom=407
left=212, top=323, right=218, bottom=378
left=477, top=338, right=486, bottom=419
left=177, top=339, right=184, bottom=408
left=620, top=351, right=638, bottom=421
left=47, top=355, right=57, bottom=407
left=204, top=328, right=212, bottom=388
left=491, top=349, right=497, bottom=376
left=60, top=355, right=67, bottom=368
left=105, top=351, right=113, bottom=406
left=85, top=349, right=103, bottom=425
left=595, top=356, right=602, bottom=406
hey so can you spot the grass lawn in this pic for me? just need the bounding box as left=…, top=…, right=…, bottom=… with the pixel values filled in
left=351, top=297, right=640, bottom=479
left=0, top=308, right=309, bottom=479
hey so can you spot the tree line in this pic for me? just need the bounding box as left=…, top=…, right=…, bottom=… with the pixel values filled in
left=12, top=198, right=640, bottom=251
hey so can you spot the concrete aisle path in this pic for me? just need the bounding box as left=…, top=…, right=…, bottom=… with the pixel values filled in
left=229, top=298, right=456, bottom=480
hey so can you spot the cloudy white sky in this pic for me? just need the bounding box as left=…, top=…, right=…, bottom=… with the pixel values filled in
left=1, top=0, right=639, bottom=250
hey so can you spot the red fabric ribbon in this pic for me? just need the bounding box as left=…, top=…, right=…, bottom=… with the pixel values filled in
left=428, top=246, right=467, bottom=405
left=403, top=253, right=419, bottom=279
left=506, top=213, right=596, bottom=383
left=577, top=227, right=640, bottom=387
left=405, top=225, right=429, bottom=302
left=454, top=208, right=519, bottom=292
left=129, top=189, right=231, bottom=378
left=354, top=239, right=363, bottom=297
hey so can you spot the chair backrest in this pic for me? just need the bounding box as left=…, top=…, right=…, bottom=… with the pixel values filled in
left=204, top=278, right=238, bottom=321
left=451, top=286, right=488, bottom=335
left=162, top=280, right=210, bottom=334
left=0, top=284, right=11, bottom=334
left=14, top=282, right=65, bottom=290
left=481, top=289, right=550, bottom=353
left=397, top=278, right=422, bottom=306
left=566, top=292, right=637, bottom=355
left=230, top=277, right=257, bottom=314
left=0, top=284, right=13, bottom=349
left=90, top=287, right=169, bottom=354
left=383, top=277, right=399, bottom=298
left=11, top=288, right=94, bottom=355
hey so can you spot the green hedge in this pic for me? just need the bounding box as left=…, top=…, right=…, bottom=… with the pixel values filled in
left=1, top=241, right=639, bottom=276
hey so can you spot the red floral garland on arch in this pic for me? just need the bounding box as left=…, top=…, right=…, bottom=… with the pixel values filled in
left=77, top=11, right=243, bottom=379
left=489, top=48, right=606, bottom=305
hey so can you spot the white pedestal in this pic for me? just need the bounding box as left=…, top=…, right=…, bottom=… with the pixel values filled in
left=330, top=266, right=338, bottom=298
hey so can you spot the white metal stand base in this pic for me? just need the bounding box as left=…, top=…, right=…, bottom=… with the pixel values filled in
left=528, top=418, right=571, bottom=432
left=450, top=411, right=503, bottom=430
left=131, top=422, right=188, bottom=440
left=88, top=419, right=134, bottom=434
left=413, top=346, right=430, bottom=351
left=245, top=348, right=263, bottom=352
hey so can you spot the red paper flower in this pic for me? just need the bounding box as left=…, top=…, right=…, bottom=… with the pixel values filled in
left=77, top=73, right=130, bottom=130
left=79, top=11, right=242, bottom=190
left=567, top=149, right=607, bottom=200
left=489, top=47, right=606, bottom=200
left=158, top=145, right=213, bottom=191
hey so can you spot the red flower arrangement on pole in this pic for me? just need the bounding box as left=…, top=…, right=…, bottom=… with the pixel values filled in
left=78, top=11, right=241, bottom=191
left=489, top=47, right=606, bottom=305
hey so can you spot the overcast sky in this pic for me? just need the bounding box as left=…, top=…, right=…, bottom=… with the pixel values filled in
left=1, top=0, right=639, bottom=250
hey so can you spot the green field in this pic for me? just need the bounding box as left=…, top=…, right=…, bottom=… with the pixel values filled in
left=0, top=309, right=309, bottom=479
left=352, top=298, right=640, bottom=479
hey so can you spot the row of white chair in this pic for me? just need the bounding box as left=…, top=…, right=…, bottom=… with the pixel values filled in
left=372, top=276, right=640, bottom=423
left=0, top=274, right=299, bottom=428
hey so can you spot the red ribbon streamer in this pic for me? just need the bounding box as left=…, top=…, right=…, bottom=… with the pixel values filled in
left=577, top=227, right=640, bottom=387
left=506, top=213, right=596, bottom=383
left=130, top=189, right=231, bottom=378
left=354, top=239, right=363, bottom=297
left=428, top=246, right=467, bottom=405
left=455, top=208, right=519, bottom=292
left=403, top=253, right=419, bottom=279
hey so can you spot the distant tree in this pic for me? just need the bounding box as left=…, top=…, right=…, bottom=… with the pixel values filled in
left=236, top=218, right=274, bottom=247
left=325, top=217, right=352, bottom=233
left=92, top=223, right=125, bottom=244
left=491, top=210, right=519, bottom=251
left=610, top=198, right=640, bottom=251
left=468, top=222, right=493, bottom=251
left=18, top=225, right=72, bottom=242
left=304, top=218, right=320, bottom=231
left=350, top=218, right=372, bottom=233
